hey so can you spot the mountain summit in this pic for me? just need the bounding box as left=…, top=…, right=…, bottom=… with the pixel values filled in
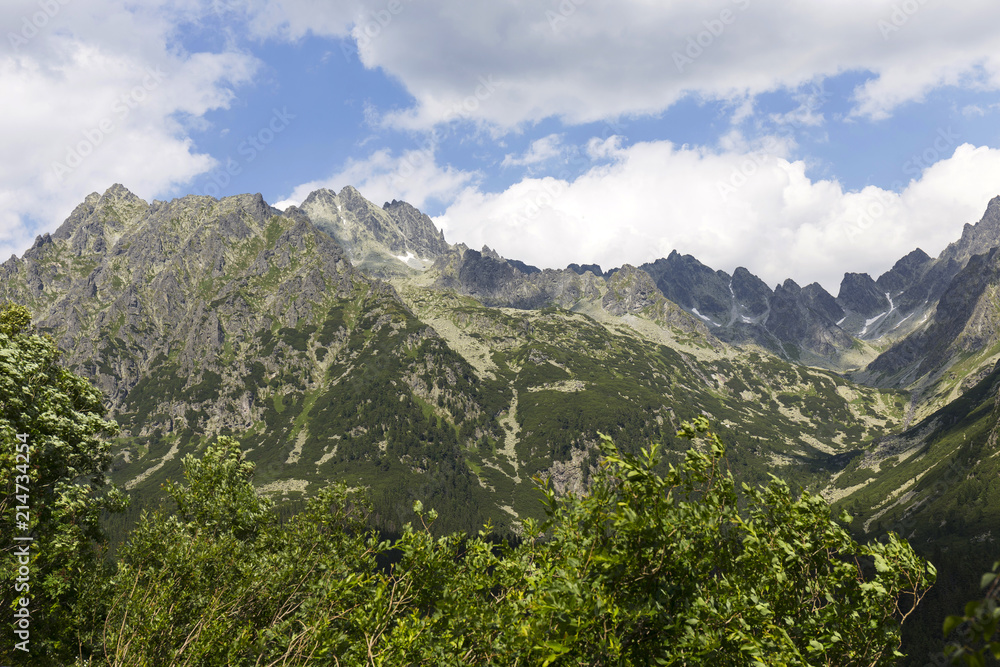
left=294, top=186, right=448, bottom=275
left=0, top=183, right=908, bottom=535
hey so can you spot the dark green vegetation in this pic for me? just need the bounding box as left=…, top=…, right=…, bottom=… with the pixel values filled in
left=0, top=334, right=936, bottom=667
left=98, top=420, right=933, bottom=666
left=10, top=185, right=1000, bottom=664
left=941, top=559, right=1000, bottom=665
left=0, top=186, right=909, bottom=545
left=0, top=304, right=125, bottom=663
left=830, top=359, right=1000, bottom=664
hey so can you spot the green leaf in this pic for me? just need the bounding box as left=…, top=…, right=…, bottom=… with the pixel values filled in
left=944, top=615, right=965, bottom=638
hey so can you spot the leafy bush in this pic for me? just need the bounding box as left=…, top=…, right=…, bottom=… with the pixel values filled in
left=0, top=303, right=126, bottom=665
left=100, top=417, right=935, bottom=666
left=943, top=560, right=1000, bottom=665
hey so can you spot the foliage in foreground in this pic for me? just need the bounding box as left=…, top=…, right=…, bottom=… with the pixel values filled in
left=0, top=303, right=125, bottom=664
left=0, top=302, right=935, bottom=664
left=98, top=417, right=934, bottom=666
left=943, top=560, right=1000, bottom=665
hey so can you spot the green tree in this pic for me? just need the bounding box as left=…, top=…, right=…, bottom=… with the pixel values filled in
left=379, top=417, right=936, bottom=665
left=102, top=417, right=935, bottom=666
left=104, top=436, right=391, bottom=666
left=0, top=302, right=125, bottom=665
left=943, top=560, right=1000, bottom=665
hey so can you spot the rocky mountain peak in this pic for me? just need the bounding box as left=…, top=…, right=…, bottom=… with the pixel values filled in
left=299, top=187, right=450, bottom=271
left=801, top=283, right=844, bottom=323
left=875, top=248, right=932, bottom=294
left=566, top=263, right=604, bottom=277
left=938, top=195, right=1000, bottom=267
left=867, top=245, right=1000, bottom=386
left=44, top=184, right=150, bottom=257
left=837, top=273, right=889, bottom=317
left=640, top=251, right=733, bottom=324
left=602, top=265, right=659, bottom=315
left=730, top=267, right=771, bottom=317
left=95, top=183, right=149, bottom=225
left=767, top=278, right=852, bottom=358
left=337, top=184, right=365, bottom=205
left=381, top=199, right=449, bottom=256
left=777, top=278, right=801, bottom=293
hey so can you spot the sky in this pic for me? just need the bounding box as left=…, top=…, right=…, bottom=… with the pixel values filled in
left=4, top=1, right=1000, bottom=293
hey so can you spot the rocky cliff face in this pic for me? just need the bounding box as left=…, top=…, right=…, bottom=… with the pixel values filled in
left=634, top=252, right=853, bottom=362
left=764, top=280, right=852, bottom=358
left=874, top=248, right=933, bottom=295
left=867, top=246, right=1000, bottom=388
left=296, top=186, right=449, bottom=275
left=601, top=265, right=714, bottom=338
left=938, top=195, right=1000, bottom=267
left=730, top=267, right=771, bottom=319
left=442, top=247, right=603, bottom=310
left=0, top=182, right=927, bottom=537
left=640, top=251, right=733, bottom=325
left=837, top=273, right=890, bottom=318
left=0, top=185, right=359, bottom=429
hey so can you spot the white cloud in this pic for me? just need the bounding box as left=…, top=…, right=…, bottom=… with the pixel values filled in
left=501, top=134, right=564, bottom=168
left=277, top=147, right=477, bottom=213
left=433, top=139, right=1000, bottom=294
left=236, top=0, right=354, bottom=41
left=0, top=0, right=258, bottom=260
left=242, top=0, right=1000, bottom=129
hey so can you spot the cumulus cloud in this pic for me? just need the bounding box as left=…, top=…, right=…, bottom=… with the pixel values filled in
left=242, top=0, right=1000, bottom=129
left=276, top=147, right=477, bottom=213
left=433, top=139, right=1000, bottom=293
left=501, top=134, right=564, bottom=168
left=0, top=0, right=257, bottom=260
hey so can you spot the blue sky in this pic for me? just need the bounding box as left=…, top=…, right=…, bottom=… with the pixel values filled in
left=4, top=0, right=1000, bottom=292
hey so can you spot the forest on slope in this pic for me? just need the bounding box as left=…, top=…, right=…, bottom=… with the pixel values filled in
left=0, top=303, right=938, bottom=665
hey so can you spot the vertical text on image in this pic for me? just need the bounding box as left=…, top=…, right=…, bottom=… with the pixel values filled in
left=11, top=431, right=33, bottom=653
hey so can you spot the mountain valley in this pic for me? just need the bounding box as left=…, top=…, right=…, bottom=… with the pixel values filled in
left=6, top=183, right=1000, bottom=661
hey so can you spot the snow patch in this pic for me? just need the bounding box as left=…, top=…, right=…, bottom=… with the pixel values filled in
left=860, top=312, right=885, bottom=336
left=691, top=307, right=719, bottom=327
left=859, top=292, right=896, bottom=336
left=891, top=313, right=913, bottom=330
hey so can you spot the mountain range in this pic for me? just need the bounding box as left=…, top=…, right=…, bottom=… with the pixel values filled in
left=6, top=183, right=1000, bottom=661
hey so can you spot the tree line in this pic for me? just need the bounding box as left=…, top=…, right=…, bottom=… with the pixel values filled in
left=0, top=302, right=969, bottom=666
